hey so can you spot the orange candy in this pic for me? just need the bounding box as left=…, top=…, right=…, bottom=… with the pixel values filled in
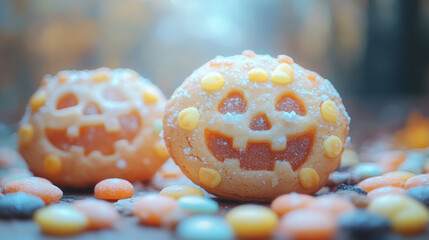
left=94, top=178, right=134, bottom=200
left=367, top=187, right=407, bottom=200
left=271, top=193, right=316, bottom=216
left=307, top=195, right=355, bottom=219
left=383, top=171, right=415, bottom=182
left=278, top=209, right=337, bottom=240
left=405, top=174, right=429, bottom=189
left=3, top=177, right=62, bottom=204
left=375, top=151, right=406, bottom=173
left=73, top=199, right=120, bottom=230
left=358, top=176, right=405, bottom=193
left=133, top=195, right=178, bottom=226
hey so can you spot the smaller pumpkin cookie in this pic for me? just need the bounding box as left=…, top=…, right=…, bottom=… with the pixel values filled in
left=19, top=68, right=168, bottom=187
left=163, top=51, right=350, bottom=201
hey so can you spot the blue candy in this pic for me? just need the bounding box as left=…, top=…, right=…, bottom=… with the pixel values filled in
left=178, top=196, right=219, bottom=214
left=176, top=215, right=234, bottom=240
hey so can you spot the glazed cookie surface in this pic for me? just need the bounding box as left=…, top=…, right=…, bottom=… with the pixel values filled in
left=19, top=68, right=168, bottom=187
left=163, top=51, right=350, bottom=201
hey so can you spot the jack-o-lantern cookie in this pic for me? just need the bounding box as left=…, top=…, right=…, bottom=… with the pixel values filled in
left=163, top=51, right=350, bottom=201
left=18, top=68, right=168, bottom=187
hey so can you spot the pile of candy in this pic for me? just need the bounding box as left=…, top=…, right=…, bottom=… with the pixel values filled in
left=1, top=144, right=429, bottom=239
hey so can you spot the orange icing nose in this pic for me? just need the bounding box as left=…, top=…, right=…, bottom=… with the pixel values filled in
left=249, top=113, right=271, bottom=131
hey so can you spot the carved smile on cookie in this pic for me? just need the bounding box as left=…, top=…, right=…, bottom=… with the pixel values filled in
left=205, top=129, right=315, bottom=171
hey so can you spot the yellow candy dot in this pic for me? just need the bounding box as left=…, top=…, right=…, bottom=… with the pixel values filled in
left=383, top=171, right=415, bottom=183
left=91, top=68, right=110, bottom=83
left=225, top=205, right=278, bottom=239
left=29, top=91, right=47, bottom=112
left=43, top=154, right=62, bottom=175
left=34, top=205, right=89, bottom=236
left=248, top=68, right=268, bottom=82
left=199, top=167, right=221, bottom=188
left=159, top=185, right=204, bottom=200
left=321, top=100, right=339, bottom=123
left=142, top=89, right=159, bottom=104
left=201, top=72, right=224, bottom=91
left=178, top=107, right=200, bottom=130
left=299, top=167, right=320, bottom=189
left=154, top=141, right=169, bottom=159
left=272, top=63, right=294, bottom=84
left=323, top=135, right=343, bottom=158
left=18, top=124, right=34, bottom=146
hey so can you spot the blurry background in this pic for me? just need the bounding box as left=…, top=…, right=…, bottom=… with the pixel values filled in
left=0, top=0, right=429, bottom=146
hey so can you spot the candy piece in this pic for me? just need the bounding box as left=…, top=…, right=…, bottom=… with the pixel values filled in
left=133, top=195, right=178, bottom=226
left=225, top=205, right=278, bottom=239
left=0, top=193, right=45, bottom=219
left=321, top=100, right=338, bottom=123
left=323, top=135, right=343, bottom=158
left=3, top=178, right=62, bottom=204
left=335, top=184, right=367, bottom=195
left=271, top=63, right=294, bottom=85
left=358, top=176, right=405, bottom=193
left=178, top=107, right=200, bottom=130
left=271, top=193, right=316, bottom=216
left=375, top=151, right=406, bottom=173
left=351, top=162, right=383, bottom=178
left=201, top=72, right=224, bottom=91
left=339, top=210, right=390, bottom=239
left=383, top=171, right=415, bottom=182
left=405, top=173, right=429, bottom=189
left=199, top=167, right=221, bottom=188
left=277, top=55, right=294, bottom=65
left=159, top=185, right=204, bottom=200
left=299, top=167, right=320, bottom=189
left=73, top=199, right=120, bottom=229
left=406, top=186, right=429, bottom=207
left=248, top=68, right=268, bottom=82
left=94, top=178, right=134, bottom=200
left=368, top=195, right=429, bottom=235
left=154, top=141, right=170, bottom=159
left=142, top=89, right=159, bottom=104
left=34, top=204, right=88, bottom=236
left=43, top=154, right=62, bottom=175
left=18, top=124, right=34, bottom=146
left=367, top=187, right=406, bottom=200
left=2, top=177, right=52, bottom=192
left=307, top=195, right=355, bottom=218
left=176, top=215, right=234, bottom=240
left=242, top=50, right=255, bottom=58
left=19, top=68, right=167, bottom=188
left=278, top=209, right=336, bottom=240
left=178, top=196, right=219, bottom=214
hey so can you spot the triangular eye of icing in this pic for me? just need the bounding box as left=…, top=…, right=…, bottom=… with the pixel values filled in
left=219, top=91, right=247, bottom=114
left=276, top=93, right=306, bottom=116
left=56, top=92, right=78, bottom=110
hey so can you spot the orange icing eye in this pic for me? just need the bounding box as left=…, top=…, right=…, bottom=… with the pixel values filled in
left=249, top=113, right=272, bottom=131
left=56, top=93, right=78, bottom=110
left=46, top=110, right=141, bottom=156
left=275, top=93, right=306, bottom=116
left=219, top=91, right=247, bottom=114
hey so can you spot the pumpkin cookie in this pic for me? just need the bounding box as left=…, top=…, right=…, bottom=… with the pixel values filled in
left=163, top=51, right=350, bottom=201
left=19, top=68, right=168, bottom=187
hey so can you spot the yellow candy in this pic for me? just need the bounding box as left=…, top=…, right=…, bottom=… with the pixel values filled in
left=34, top=205, right=89, bottom=236
left=272, top=63, right=294, bottom=84
left=159, top=185, right=204, bottom=200
left=299, top=167, right=320, bottom=189
left=321, top=100, right=339, bottom=123
left=199, top=167, right=221, bottom=188
left=178, top=107, right=200, bottom=130
left=91, top=68, right=110, bottom=83
left=248, top=68, right=268, bottom=82
left=225, top=205, right=278, bottom=239
left=383, top=171, right=415, bottom=183
left=29, top=91, right=47, bottom=112
left=201, top=72, right=224, bottom=91
left=154, top=141, right=169, bottom=159
left=18, top=124, right=34, bottom=146
left=368, top=195, right=429, bottom=235
left=323, top=136, right=343, bottom=158
left=142, top=89, right=159, bottom=104
left=43, top=154, right=62, bottom=175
